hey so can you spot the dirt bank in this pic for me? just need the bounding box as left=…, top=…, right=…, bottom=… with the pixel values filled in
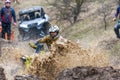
left=57, top=66, right=120, bottom=80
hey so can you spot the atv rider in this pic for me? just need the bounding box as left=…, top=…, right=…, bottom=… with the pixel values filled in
left=29, top=25, right=60, bottom=53
left=0, top=0, right=16, bottom=40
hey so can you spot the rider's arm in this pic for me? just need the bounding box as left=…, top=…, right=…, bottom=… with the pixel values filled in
left=38, top=35, right=50, bottom=43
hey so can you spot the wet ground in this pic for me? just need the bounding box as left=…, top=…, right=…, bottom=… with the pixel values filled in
left=57, top=66, right=120, bottom=80
left=0, top=67, right=6, bottom=80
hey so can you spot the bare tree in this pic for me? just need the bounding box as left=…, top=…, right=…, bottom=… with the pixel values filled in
left=73, top=0, right=86, bottom=23
left=98, top=3, right=112, bottom=30
left=12, top=0, right=21, bottom=4
left=47, top=0, right=86, bottom=24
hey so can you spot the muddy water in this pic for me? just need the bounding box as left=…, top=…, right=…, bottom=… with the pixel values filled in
left=0, top=39, right=110, bottom=80
left=0, top=40, right=34, bottom=80
left=28, top=40, right=110, bottom=80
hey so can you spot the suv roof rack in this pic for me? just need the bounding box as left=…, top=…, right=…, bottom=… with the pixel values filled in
left=19, top=6, right=43, bottom=15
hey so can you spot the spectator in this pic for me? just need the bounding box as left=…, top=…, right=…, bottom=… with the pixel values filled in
left=0, top=0, right=16, bottom=40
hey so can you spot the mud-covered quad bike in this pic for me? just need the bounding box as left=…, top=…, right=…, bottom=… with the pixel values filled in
left=18, top=6, right=50, bottom=41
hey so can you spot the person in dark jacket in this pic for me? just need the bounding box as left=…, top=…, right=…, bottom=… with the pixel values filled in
left=113, top=0, right=120, bottom=38
left=0, top=0, right=16, bottom=40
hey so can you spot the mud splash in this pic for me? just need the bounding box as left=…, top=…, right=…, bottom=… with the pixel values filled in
left=0, top=40, right=29, bottom=80
left=0, top=38, right=110, bottom=80
left=27, top=40, right=110, bottom=80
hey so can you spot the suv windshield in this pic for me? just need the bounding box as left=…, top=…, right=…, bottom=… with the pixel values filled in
left=18, top=6, right=50, bottom=41
left=20, top=11, right=41, bottom=21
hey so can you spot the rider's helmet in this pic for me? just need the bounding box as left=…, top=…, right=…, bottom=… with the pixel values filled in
left=49, top=25, right=59, bottom=38
left=5, top=0, right=11, bottom=3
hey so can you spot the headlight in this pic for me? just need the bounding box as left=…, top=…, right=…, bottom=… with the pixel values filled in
left=20, top=24, right=28, bottom=28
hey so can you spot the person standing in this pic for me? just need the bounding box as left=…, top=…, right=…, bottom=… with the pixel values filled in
left=0, top=0, right=16, bottom=40
left=113, top=0, right=120, bottom=38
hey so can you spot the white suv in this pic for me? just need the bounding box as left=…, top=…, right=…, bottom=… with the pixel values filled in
left=18, top=6, right=50, bottom=41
